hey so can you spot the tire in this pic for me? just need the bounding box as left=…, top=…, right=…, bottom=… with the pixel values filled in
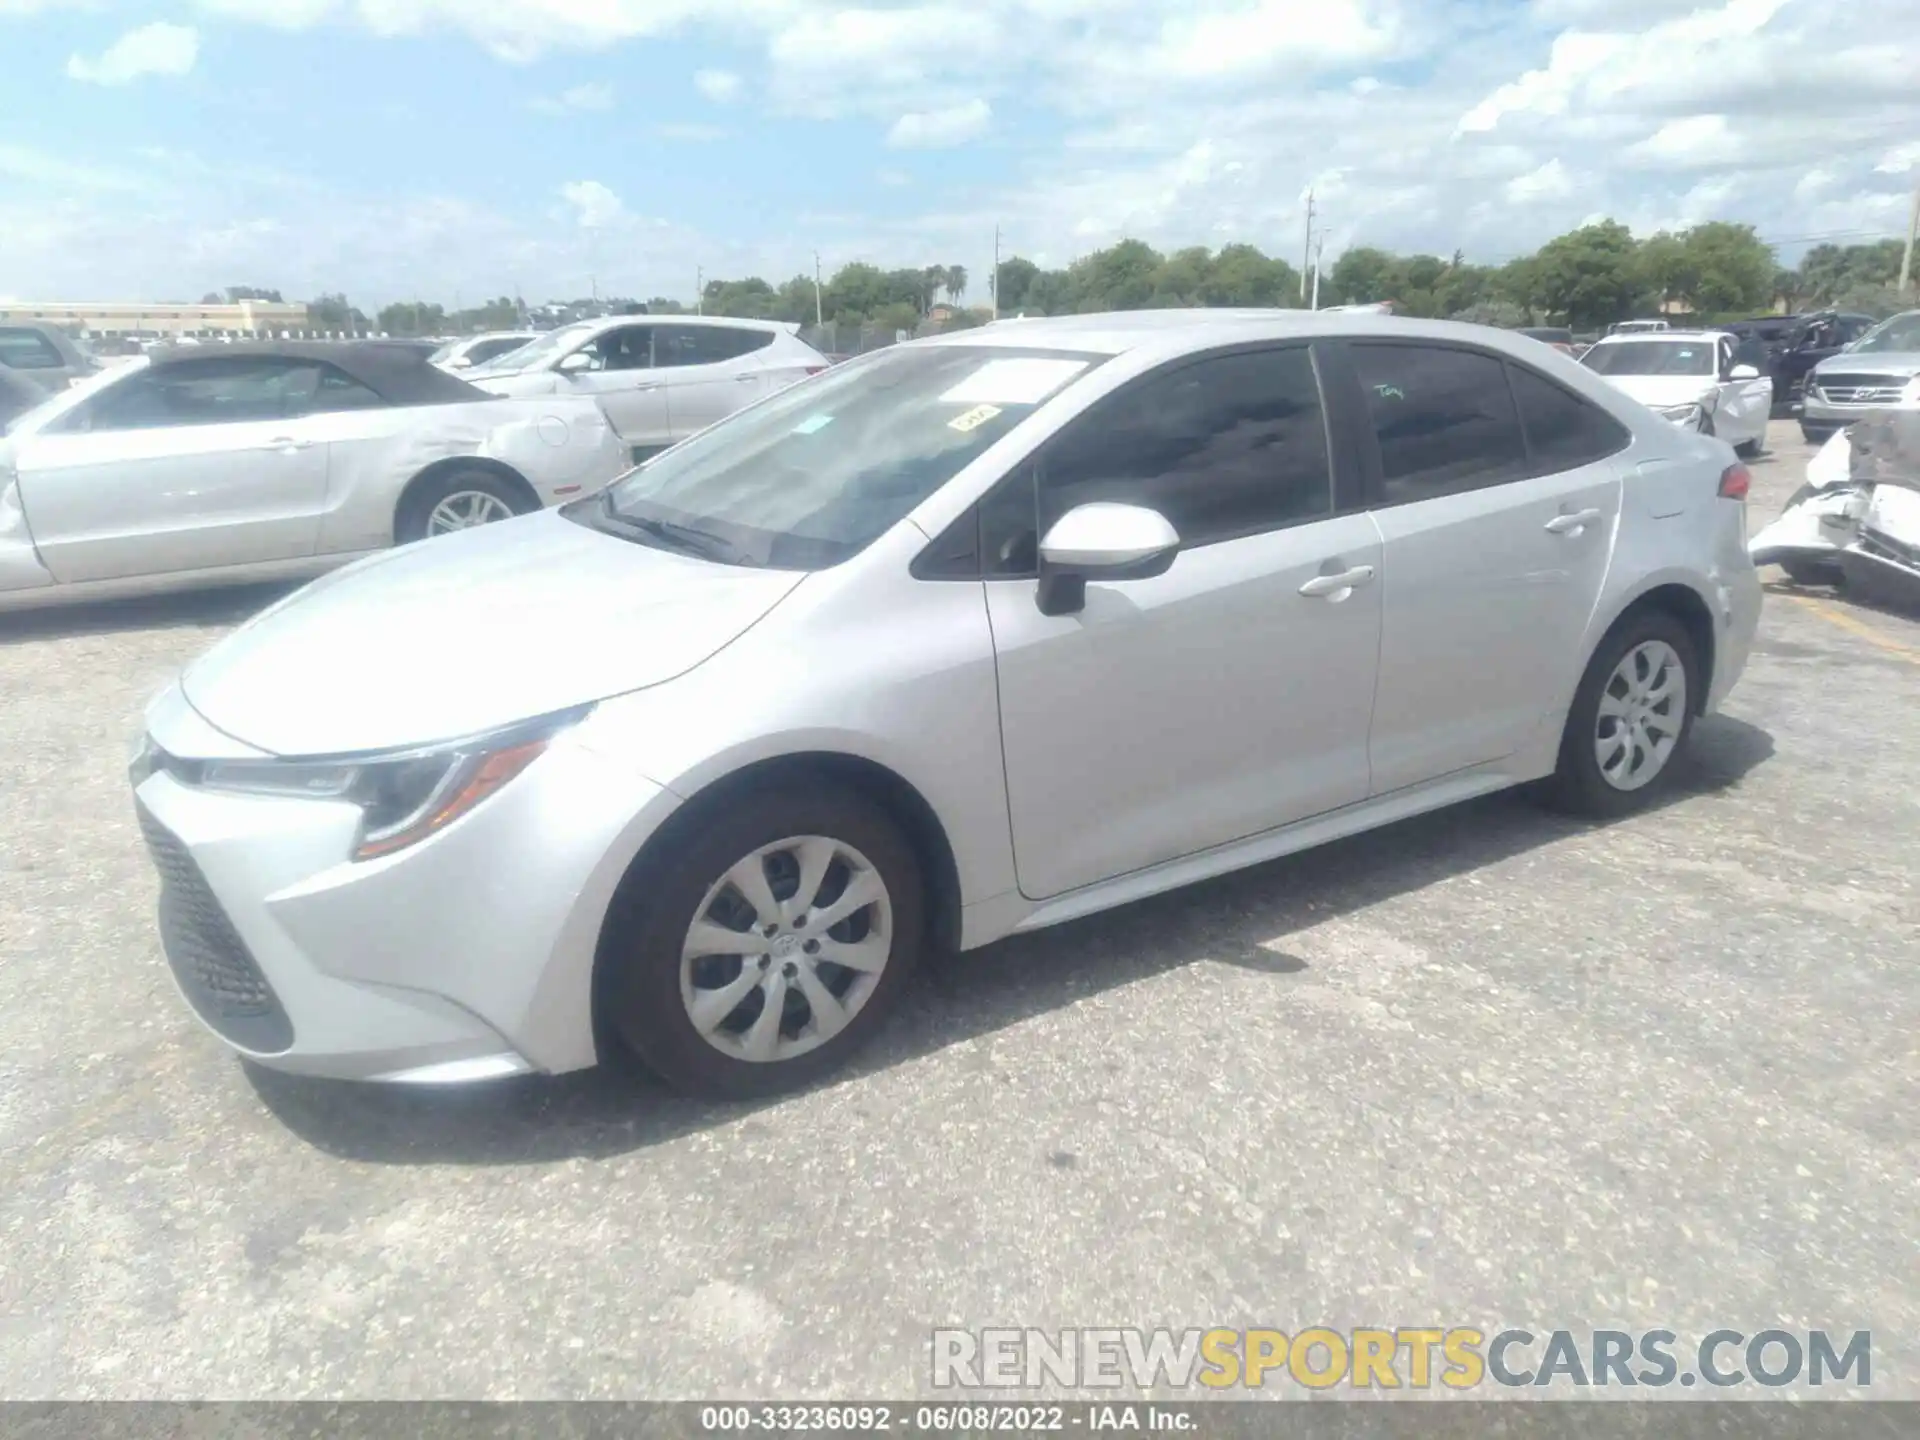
left=1734, top=437, right=1762, bottom=459
left=1544, top=609, right=1700, bottom=819
left=1800, top=424, right=1834, bottom=446
left=394, top=467, right=532, bottom=544
left=598, top=782, right=925, bottom=1099
left=1778, top=558, right=1841, bottom=588
left=1698, top=413, right=1715, bottom=439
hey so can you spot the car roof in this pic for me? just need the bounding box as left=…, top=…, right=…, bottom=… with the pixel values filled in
left=141, top=339, right=489, bottom=405
left=568, top=313, right=798, bottom=337
left=919, top=308, right=1601, bottom=361
left=1590, top=328, right=1731, bottom=344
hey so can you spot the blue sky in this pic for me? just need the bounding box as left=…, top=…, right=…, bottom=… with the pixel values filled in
left=3, top=0, right=1916, bottom=308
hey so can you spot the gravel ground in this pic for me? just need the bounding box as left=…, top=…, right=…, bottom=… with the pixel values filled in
left=1, top=419, right=1915, bottom=1401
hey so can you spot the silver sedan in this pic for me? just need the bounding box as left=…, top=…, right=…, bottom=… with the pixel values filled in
left=129, top=312, right=1762, bottom=1097
left=0, top=340, right=629, bottom=611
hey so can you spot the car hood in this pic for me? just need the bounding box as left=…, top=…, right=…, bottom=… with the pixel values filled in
left=1813, top=352, right=1920, bottom=379
left=1595, top=374, right=1718, bottom=409
left=469, top=369, right=560, bottom=395
left=180, top=510, right=806, bottom=756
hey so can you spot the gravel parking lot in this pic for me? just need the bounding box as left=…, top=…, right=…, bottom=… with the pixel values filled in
left=2, top=418, right=1915, bottom=1400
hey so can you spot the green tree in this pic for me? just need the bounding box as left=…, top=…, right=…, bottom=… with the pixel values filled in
left=1449, top=299, right=1528, bottom=328
left=376, top=301, right=445, bottom=336
left=1529, top=220, right=1643, bottom=330
left=703, top=276, right=777, bottom=318
left=1673, top=221, right=1774, bottom=315
left=307, top=292, right=366, bottom=328
left=1326, top=246, right=1399, bottom=307
left=993, top=256, right=1042, bottom=312
left=1201, top=243, right=1296, bottom=306
left=1068, top=239, right=1163, bottom=311
left=1796, top=240, right=1904, bottom=306
left=943, top=265, right=968, bottom=303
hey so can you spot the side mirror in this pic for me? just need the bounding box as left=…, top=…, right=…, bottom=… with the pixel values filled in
left=1035, top=502, right=1180, bottom=616
left=1729, top=363, right=1760, bottom=380
left=557, top=351, right=594, bottom=375
left=447, top=355, right=472, bottom=369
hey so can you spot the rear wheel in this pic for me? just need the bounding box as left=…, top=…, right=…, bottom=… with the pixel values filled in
left=1734, top=437, right=1762, bottom=459
left=1545, top=610, right=1699, bottom=818
left=599, top=784, right=925, bottom=1099
left=395, top=468, right=532, bottom=544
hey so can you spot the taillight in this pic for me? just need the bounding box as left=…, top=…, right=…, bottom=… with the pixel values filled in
left=1718, top=464, right=1750, bottom=501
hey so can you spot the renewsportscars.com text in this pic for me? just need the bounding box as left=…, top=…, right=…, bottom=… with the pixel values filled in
left=931, top=1328, right=1872, bottom=1391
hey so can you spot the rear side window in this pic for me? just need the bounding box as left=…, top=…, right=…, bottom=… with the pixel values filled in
left=1350, top=343, right=1529, bottom=503
left=1506, top=365, right=1631, bottom=471
left=65, top=358, right=319, bottom=431
left=1038, top=346, right=1333, bottom=547
left=305, top=364, right=387, bottom=414
left=656, top=325, right=776, bottom=366
left=0, top=328, right=65, bottom=369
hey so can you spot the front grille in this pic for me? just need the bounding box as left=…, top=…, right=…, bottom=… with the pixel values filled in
left=1813, top=374, right=1909, bottom=405
left=136, top=803, right=294, bottom=1053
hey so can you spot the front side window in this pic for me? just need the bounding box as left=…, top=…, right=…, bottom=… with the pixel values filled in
left=1507, top=365, right=1631, bottom=471
left=461, top=322, right=595, bottom=377
left=63, top=358, right=324, bottom=432
left=1350, top=343, right=1529, bottom=503
left=1036, top=346, right=1332, bottom=547
left=588, top=345, right=1103, bottom=570
left=0, top=328, right=66, bottom=369
left=468, top=336, right=533, bottom=366
left=1582, top=341, right=1718, bottom=377
left=588, top=325, right=654, bottom=371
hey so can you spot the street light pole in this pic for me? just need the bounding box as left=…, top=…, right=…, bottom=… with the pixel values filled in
left=696, top=266, right=704, bottom=315
left=1310, top=233, right=1325, bottom=311
left=1301, top=189, right=1315, bottom=302
left=814, top=251, right=824, bottom=328
left=1900, top=175, right=1920, bottom=296
left=992, top=225, right=1001, bottom=321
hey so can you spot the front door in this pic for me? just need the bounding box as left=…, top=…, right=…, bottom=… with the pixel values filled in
left=986, top=343, right=1383, bottom=901
left=1718, top=336, right=1776, bottom=447
left=11, top=356, right=330, bottom=584
left=563, top=323, right=671, bottom=448
left=1342, top=342, right=1626, bottom=793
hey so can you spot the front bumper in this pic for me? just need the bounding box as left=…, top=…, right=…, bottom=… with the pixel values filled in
left=1801, top=395, right=1918, bottom=436
left=133, top=699, right=676, bottom=1082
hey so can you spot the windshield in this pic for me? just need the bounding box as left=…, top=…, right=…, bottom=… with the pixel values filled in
left=465, top=322, right=594, bottom=376
left=587, top=344, right=1104, bottom=570
left=1582, top=341, right=1715, bottom=377
left=1849, top=312, right=1920, bottom=355
left=1, top=358, right=131, bottom=437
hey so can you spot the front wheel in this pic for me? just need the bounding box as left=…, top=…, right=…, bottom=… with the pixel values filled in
left=1544, top=611, right=1700, bottom=818
left=599, top=784, right=925, bottom=1099
left=1734, top=437, right=1762, bottom=459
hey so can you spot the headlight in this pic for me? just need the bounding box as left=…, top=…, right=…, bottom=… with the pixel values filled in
left=1654, top=403, right=1704, bottom=428
left=1806, top=376, right=1825, bottom=399
left=194, top=706, right=589, bottom=860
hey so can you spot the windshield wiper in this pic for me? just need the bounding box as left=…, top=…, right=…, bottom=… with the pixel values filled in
left=595, top=491, right=752, bottom=564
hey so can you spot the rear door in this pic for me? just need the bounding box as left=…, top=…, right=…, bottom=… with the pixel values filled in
left=1338, top=341, right=1628, bottom=794
left=653, top=324, right=775, bottom=438
left=10, top=357, right=330, bottom=583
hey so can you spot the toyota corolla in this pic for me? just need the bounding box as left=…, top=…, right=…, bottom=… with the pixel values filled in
left=131, top=311, right=1761, bottom=1098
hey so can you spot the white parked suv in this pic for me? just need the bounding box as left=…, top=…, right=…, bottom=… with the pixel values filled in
left=465, top=315, right=829, bottom=456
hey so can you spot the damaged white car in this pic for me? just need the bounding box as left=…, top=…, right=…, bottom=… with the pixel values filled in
left=1750, top=412, right=1920, bottom=609
left=0, top=341, right=630, bottom=612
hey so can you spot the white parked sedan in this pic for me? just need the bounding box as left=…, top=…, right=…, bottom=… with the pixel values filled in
left=1580, top=329, right=1774, bottom=455
left=129, top=311, right=1761, bottom=1097
left=0, top=341, right=630, bottom=611
left=465, top=314, right=830, bottom=457
left=427, top=331, right=538, bottom=372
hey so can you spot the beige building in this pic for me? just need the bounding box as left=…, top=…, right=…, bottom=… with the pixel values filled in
left=0, top=298, right=310, bottom=337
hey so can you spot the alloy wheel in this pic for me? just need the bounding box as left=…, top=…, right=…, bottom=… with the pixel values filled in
left=426, top=490, right=514, bottom=534
left=679, top=835, right=894, bottom=1064
left=1593, top=639, right=1688, bottom=792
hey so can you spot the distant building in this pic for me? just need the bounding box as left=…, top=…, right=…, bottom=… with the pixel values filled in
left=0, top=298, right=311, bottom=338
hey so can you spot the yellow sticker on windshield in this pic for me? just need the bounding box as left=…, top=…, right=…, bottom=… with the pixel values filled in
left=947, top=403, right=1002, bottom=433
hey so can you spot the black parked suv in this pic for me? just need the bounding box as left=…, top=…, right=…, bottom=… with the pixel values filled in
left=1726, top=311, right=1877, bottom=411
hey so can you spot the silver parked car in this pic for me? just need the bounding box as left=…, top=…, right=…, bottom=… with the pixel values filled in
left=131, top=312, right=1762, bottom=1096
left=466, top=314, right=830, bottom=457
left=428, top=331, right=539, bottom=372
left=1799, top=309, right=1920, bottom=444
left=0, top=341, right=629, bottom=611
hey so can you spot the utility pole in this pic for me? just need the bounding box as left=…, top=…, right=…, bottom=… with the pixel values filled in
left=992, top=225, right=1001, bottom=321
left=1300, top=189, right=1315, bottom=302
left=696, top=266, right=704, bottom=315
left=1901, top=175, right=1920, bottom=295
left=1310, top=233, right=1325, bottom=311
left=814, top=251, right=824, bottom=328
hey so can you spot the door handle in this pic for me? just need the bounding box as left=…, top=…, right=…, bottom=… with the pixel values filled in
left=266, top=437, right=314, bottom=450
left=1544, top=508, right=1603, bottom=534
left=734, top=373, right=759, bottom=382
left=1298, top=564, right=1375, bottom=599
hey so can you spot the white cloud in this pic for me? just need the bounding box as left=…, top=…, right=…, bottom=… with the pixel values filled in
left=1625, top=113, right=1741, bottom=169
left=886, top=98, right=991, bottom=149
left=1505, top=158, right=1574, bottom=203
left=694, top=67, right=741, bottom=102
left=655, top=122, right=728, bottom=142
left=1877, top=141, right=1920, bottom=174
left=558, top=179, right=623, bottom=229
left=531, top=80, right=613, bottom=113
left=66, top=21, right=199, bottom=84
left=193, top=0, right=333, bottom=24
left=876, top=167, right=911, bottom=187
